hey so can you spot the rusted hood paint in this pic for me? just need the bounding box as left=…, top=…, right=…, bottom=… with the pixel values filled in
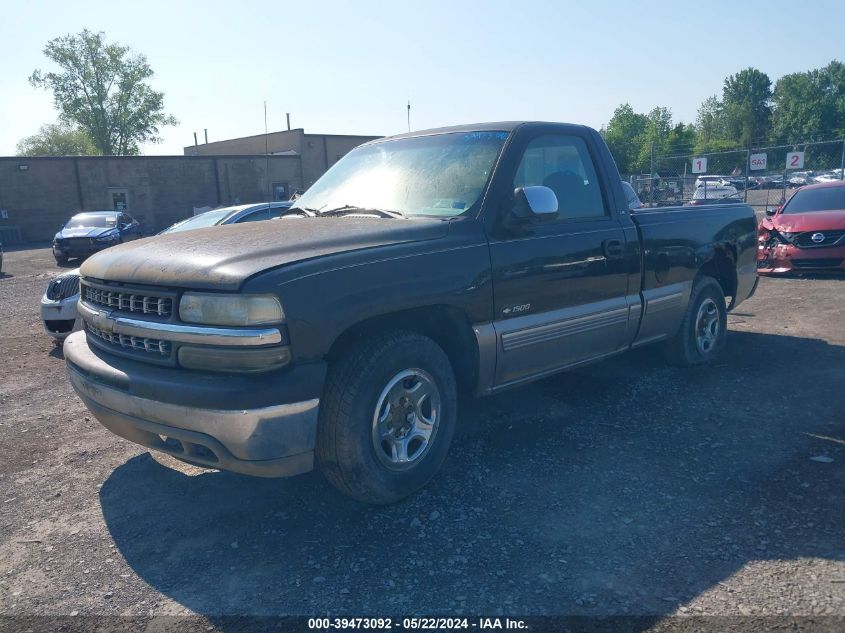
left=80, top=217, right=449, bottom=291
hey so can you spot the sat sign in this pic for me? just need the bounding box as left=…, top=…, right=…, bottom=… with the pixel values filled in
left=691, top=157, right=707, bottom=174
left=749, top=153, right=767, bottom=171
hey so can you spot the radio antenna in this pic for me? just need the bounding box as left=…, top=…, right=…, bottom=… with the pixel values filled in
left=264, top=101, right=271, bottom=202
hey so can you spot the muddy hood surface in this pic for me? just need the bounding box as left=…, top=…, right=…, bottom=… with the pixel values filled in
left=80, top=217, right=449, bottom=291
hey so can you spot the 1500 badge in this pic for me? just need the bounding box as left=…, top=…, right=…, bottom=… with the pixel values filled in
left=502, top=303, right=531, bottom=316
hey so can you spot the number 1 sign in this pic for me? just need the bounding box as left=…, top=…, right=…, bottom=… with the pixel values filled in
left=692, top=157, right=707, bottom=174
left=786, top=151, right=804, bottom=170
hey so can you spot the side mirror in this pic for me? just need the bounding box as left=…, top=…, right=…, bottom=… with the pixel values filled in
left=511, top=186, right=559, bottom=221
left=765, top=206, right=779, bottom=217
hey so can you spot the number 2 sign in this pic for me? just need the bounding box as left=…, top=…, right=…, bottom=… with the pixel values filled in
left=692, top=157, right=707, bottom=174
left=786, top=151, right=804, bottom=169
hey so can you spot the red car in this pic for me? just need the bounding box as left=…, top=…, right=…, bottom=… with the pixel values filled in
left=758, top=181, right=845, bottom=274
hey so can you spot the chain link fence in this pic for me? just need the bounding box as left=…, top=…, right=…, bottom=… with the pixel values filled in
left=628, top=139, right=845, bottom=216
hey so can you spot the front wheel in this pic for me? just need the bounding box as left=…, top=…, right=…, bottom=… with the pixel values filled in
left=316, top=330, right=457, bottom=504
left=664, top=276, right=727, bottom=366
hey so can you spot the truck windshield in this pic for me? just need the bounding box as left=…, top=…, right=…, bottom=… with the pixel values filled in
left=782, top=186, right=845, bottom=213
left=292, top=131, right=509, bottom=218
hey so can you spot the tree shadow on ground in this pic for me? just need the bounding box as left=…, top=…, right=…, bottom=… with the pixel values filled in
left=99, top=330, right=845, bottom=626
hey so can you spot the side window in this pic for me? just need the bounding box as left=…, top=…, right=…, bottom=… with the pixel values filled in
left=235, top=208, right=270, bottom=223
left=513, top=135, right=607, bottom=220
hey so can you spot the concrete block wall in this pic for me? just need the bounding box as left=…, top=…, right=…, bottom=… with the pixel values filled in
left=0, top=155, right=302, bottom=243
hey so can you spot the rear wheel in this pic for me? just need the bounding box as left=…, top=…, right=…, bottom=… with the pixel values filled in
left=316, top=330, right=457, bottom=504
left=664, top=276, right=727, bottom=366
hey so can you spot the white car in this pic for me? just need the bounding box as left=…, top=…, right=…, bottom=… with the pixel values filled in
left=621, top=181, right=643, bottom=209
left=41, top=268, right=82, bottom=345
left=694, top=175, right=730, bottom=189
left=687, top=185, right=741, bottom=206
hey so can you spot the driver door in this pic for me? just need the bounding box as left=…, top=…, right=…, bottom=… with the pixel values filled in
left=487, top=131, right=632, bottom=386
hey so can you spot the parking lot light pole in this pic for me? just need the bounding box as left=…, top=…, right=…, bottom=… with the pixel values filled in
left=745, top=149, right=750, bottom=202
left=840, top=139, right=844, bottom=180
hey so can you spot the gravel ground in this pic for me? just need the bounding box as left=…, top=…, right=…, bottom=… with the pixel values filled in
left=0, top=245, right=844, bottom=631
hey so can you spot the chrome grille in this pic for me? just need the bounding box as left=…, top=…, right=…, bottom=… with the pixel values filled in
left=46, top=274, right=80, bottom=300
left=794, top=230, right=845, bottom=248
left=82, top=284, right=173, bottom=318
left=85, top=322, right=171, bottom=356
left=58, top=238, right=93, bottom=248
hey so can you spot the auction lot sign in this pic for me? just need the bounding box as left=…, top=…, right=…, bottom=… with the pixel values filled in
left=691, top=157, right=707, bottom=173
left=786, top=151, right=805, bottom=169
left=749, top=153, right=767, bottom=170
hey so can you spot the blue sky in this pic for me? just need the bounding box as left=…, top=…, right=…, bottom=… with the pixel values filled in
left=1, top=0, right=842, bottom=155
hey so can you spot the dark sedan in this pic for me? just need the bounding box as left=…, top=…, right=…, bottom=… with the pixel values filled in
left=53, top=211, right=141, bottom=264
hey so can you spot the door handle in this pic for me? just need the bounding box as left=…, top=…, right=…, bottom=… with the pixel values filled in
left=602, top=239, right=624, bottom=259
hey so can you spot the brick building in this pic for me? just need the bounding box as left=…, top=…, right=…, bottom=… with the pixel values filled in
left=0, top=129, right=379, bottom=244
left=185, top=128, right=378, bottom=188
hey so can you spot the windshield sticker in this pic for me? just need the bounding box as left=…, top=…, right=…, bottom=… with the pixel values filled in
left=464, top=131, right=508, bottom=141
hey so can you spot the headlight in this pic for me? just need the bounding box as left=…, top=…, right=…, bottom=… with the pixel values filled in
left=179, top=293, right=284, bottom=326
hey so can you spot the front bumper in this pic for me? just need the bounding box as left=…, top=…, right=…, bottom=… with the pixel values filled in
left=757, top=244, right=845, bottom=274
left=64, top=331, right=324, bottom=477
left=53, top=240, right=114, bottom=259
left=40, top=294, right=82, bottom=340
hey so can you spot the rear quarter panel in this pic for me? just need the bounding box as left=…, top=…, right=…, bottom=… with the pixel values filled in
left=631, top=204, right=758, bottom=345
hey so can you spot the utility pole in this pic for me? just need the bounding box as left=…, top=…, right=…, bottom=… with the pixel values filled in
left=650, top=141, right=656, bottom=204
left=841, top=139, right=845, bottom=180
left=264, top=101, right=271, bottom=202
left=744, top=148, right=750, bottom=202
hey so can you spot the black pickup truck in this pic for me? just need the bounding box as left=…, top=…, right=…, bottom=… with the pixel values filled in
left=64, top=122, right=758, bottom=503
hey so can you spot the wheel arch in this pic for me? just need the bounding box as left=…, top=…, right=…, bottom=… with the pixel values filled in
left=325, top=305, right=480, bottom=395
left=697, top=243, right=737, bottom=307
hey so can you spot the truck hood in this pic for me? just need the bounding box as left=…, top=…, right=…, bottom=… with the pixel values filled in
left=773, top=210, right=845, bottom=232
left=80, top=217, right=450, bottom=291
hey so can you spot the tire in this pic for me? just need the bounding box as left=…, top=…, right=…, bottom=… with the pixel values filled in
left=664, top=275, right=727, bottom=367
left=317, top=330, right=457, bottom=504
left=55, top=256, right=68, bottom=265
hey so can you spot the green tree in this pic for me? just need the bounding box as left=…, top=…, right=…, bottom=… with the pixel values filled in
left=636, top=106, right=674, bottom=171
left=604, top=103, right=649, bottom=174
left=665, top=122, right=696, bottom=155
left=772, top=60, right=845, bottom=143
left=694, top=95, right=732, bottom=152
left=29, top=29, right=177, bottom=155
left=16, top=123, right=100, bottom=156
left=721, top=67, right=772, bottom=147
